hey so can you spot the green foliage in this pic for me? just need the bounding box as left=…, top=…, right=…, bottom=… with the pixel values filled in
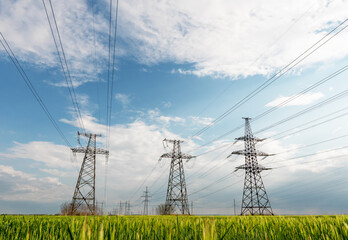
left=0, top=215, right=347, bottom=239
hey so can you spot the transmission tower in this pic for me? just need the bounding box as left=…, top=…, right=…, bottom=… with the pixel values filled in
left=230, top=118, right=273, bottom=215
left=159, top=139, right=195, bottom=215
left=126, top=201, right=131, bottom=215
left=142, top=186, right=151, bottom=215
left=69, top=132, right=109, bottom=215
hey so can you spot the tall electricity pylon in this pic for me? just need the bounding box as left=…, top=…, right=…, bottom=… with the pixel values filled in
left=69, top=132, right=109, bottom=215
left=230, top=118, right=274, bottom=215
left=142, top=186, right=151, bottom=215
left=159, top=139, right=195, bottom=215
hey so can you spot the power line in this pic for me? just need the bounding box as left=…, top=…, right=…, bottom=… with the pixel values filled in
left=105, top=0, right=119, bottom=151
left=107, top=0, right=119, bottom=150
left=192, top=179, right=243, bottom=202
left=272, top=145, right=348, bottom=166
left=192, top=4, right=314, bottom=121
left=192, top=54, right=348, bottom=151
left=103, top=0, right=119, bottom=215
left=186, top=143, right=233, bottom=181
left=191, top=18, right=348, bottom=138
left=189, top=141, right=348, bottom=209
left=186, top=116, right=348, bottom=199
left=275, top=154, right=348, bottom=170
left=275, top=133, right=348, bottom=155
left=253, top=63, right=348, bottom=121
left=128, top=162, right=159, bottom=202
left=90, top=0, right=102, bottom=121
left=186, top=106, right=348, bottom=207
left=255, top=89, right=348, bottom=135
left=106, top=0, right=113, bottom=144
left=260, top=107, right=348, bottom=147
left=142, top=164, right=170, bottom=204
left=187, top=154, right=237, bottom=186
left=42, top=0, right=86, bottom=135
left=201, top=74, right=348, bottom=152
left=195, top=142, right=235, bottom=157
left=270, top=167, right=348, bottom=199
left=103, top=0, right=113, bottom=217
left=0, top=32, right=72, bottom=148
left=190, top=142, right=348, bottom=206
left=188, top=172, right=233, bottom=197
left=149, top=164, right=170, bottom=194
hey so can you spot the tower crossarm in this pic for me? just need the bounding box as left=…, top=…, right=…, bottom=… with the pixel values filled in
left=159, top=153, right=196, bottom=160
left=235, top=164, right=272, bottom=171
left=71, top=147, right=109, bottom=155
left=163, top=138, right=184, bottom=144
left=181, top=153, right=196, bottom=160
left=77, top=131, right=102, bottom=138
left=235, top=136, right=266, bottom=142
left=230, top=150, right=274, bottom=157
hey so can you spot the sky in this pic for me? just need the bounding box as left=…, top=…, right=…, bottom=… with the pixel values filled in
left=1, top=0, right=348, bottom=215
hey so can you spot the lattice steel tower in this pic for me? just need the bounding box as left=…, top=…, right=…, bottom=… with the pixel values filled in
left=230, top=118, right=273, bottom=215
left=142, top=186, right=151, bottom=215
left=69, top=132, right=109, bottom=215
left=159, top=139, right=195, bottom=215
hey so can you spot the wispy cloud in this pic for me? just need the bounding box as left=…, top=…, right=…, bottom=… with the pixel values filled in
left=190, top=116, right=214, bottom=126
left=0, top=164, right=71, bottom=202
left=265, top=92, right=324, bottom=107
left=119, top=0, right=348, bottom=78
left=162, top=101, right=172, bottom=108
left=1, top=0, right=347, bottom=83
left=0, top=0, right=110, bottom=87
left=115, top=93, right=131, bottom=106
left=0, top=141, right=72, bottom=169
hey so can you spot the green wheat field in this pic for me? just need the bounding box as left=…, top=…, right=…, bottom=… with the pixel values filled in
left=1, top=215, right=347, bottom=239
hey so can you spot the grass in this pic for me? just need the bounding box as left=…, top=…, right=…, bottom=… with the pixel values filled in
left=0, top=215, right=347, bottom=239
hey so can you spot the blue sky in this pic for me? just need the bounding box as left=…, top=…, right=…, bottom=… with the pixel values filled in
left=1, top=0, right=348, bottom=215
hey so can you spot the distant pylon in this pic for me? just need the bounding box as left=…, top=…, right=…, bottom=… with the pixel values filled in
left=159, top=139, right=195, bottom=215
left=230, top=118, right=274, bottom=215
left=127, top=201, right=131, bottom=215
left=142, top=186, right=151, bottom=215
left=119, top=201, right=122, bottom=215
left=69, top=132, right=109, bottom=215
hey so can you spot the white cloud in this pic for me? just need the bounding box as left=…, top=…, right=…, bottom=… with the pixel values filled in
left=39, top=168, right=72, bottom=177
left=190, top=116, right=214, bottom=126
left=0, top=164, right=71, bottom=202
left=157, top=116, right=185, bottom=125
left=0, top=164, right=35, bottom=180
left=147, top=109, right=185, bottom=126
left=60, top=115, right=105, bottom=135
left=119, top=0, right=348, bottom=78
left=1, top=0, right=347, bottom=84
left=162, top=101, right=172, bottom=108
left=171, top=68, right=193, bottom=75
left=275, top=147, right=348, bottom=173
left=0, top=0, right=111, bottom=87
left=115, top=93, right=131, bottom=106
left=0, top=141, right=73, bottom=169
left=265, top=92, right=324, bottom=107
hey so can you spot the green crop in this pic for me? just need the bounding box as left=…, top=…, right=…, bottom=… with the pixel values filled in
left=0, top=215, right=347, bottom=239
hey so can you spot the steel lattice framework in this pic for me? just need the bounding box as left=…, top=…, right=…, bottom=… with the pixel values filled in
left=159, top=139, right=195, bottom=215
left=142, top=186, right=151, bottom=215
left=231, top=118, right=273, bottom=215
left=69, top=132, right=108, bottom=215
